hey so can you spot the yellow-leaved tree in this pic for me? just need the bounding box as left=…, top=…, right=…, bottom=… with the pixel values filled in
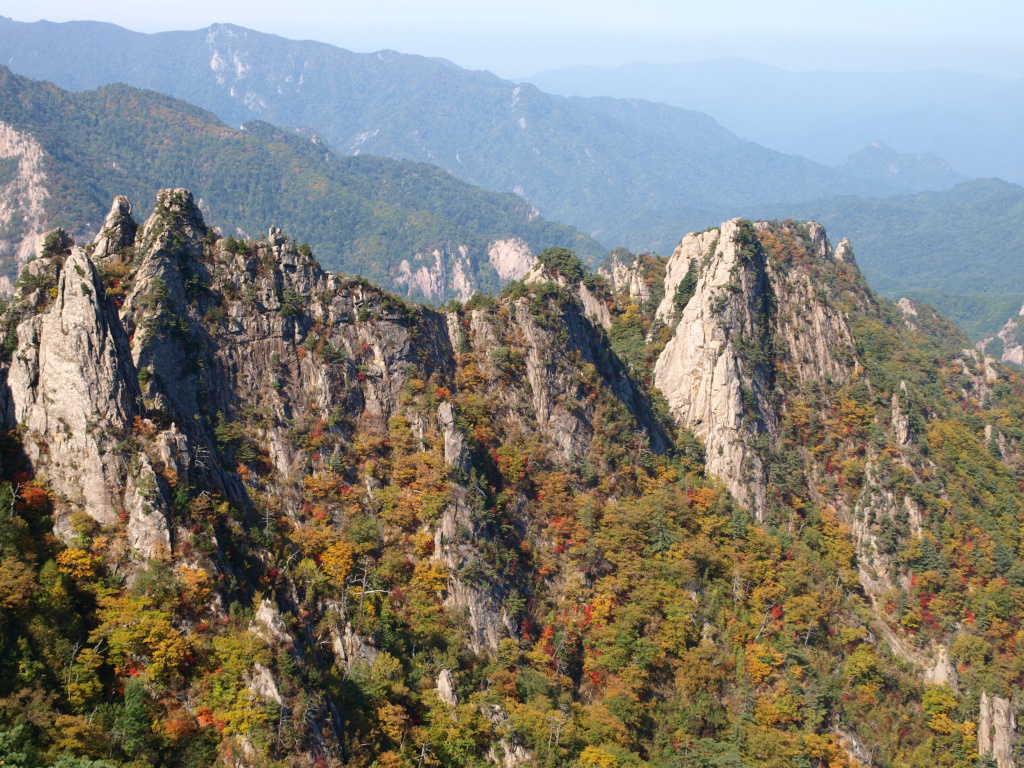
left=89, top=593, right=193, bottom=680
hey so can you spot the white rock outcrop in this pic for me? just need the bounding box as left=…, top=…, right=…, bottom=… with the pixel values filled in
left=654, top=219, right=858, bottom=517
left=248, top=662, right=283, bottom=705
left=578, top=283, right=612, bottom=329
left=922, top=644, right=957, bottom=689
left=978, top=301, right=1024, bottom=367
left=125, top=453, right=172, bottom=559
left=488, top=237, right=533, bottom=282
left=436, top=668, right=458, bottom=706
left=979, top=691, right=1017, bottom=768
left=654, top=220, right=766, bottom=511
left=655, top=228, right=720, bottom=323
left=91, top=195, right=137, bottom=260
left=437, top=401, right=468, bottom=470
left=0, top=121, right=50, bottom=275
left=598, top=251, right=652, bottom=303
left=6, top=246, right=137, bottom=525
left=395, top=246, right=477, bottom=302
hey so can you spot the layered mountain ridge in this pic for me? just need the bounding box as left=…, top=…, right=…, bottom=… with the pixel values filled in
left=1, top=32, right=1019, bottom=340
left=0, top=64, right=598, bottom=304
left=526, top=59, right=1023, bottom=185
left=2, top=189, right=1024, bottom=768
left=0, top=16, right=896, bottom=247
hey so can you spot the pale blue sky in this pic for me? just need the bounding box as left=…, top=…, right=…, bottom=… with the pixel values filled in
left=3, top=0, right=1022, bottom=77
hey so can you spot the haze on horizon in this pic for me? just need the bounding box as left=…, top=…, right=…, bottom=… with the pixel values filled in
left=4, top=0, right=1023, bottom=79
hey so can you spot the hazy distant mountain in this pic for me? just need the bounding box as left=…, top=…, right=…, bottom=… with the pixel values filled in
left=839, top=141, right=967, bottom=189
left=0, top=17, right=893, bottom=245
left=787, top=82, right=1024, bottom=183
left=0, top=65, right=599, bottom=301
left=3, top=18, right=1017, bottom=339
left=527, top=59, right=1023, bottom=185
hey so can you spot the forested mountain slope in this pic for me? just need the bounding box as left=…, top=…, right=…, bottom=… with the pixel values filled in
left=0, top=17, right=894, bottom=246
left=1, top=190, right=1023, bottom=768
left=775, top=179, right=1024, bottom=340
left=837, top=141, right=966, bottom=191
left=0, top=65, right=598, bottom=302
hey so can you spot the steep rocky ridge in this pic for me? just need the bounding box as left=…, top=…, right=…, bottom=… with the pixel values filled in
left=3, top=234, right=141, bottom=533
left=6, top=21, right=1024, bottom=343
left=3, top=194, right=1024, bottom=768
left=646, top=217, right=1024, bottom=762
left=0, top=188, right=674, bottom=765
left=598, top=249, right=660, bottom=305
left=654, top=219, right=859, bottom=514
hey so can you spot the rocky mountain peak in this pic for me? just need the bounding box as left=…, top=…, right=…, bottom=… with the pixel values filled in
left=136, top=187, right=207, bottom=258
left=523, top=247, right=613, bottom=329
left=90, top=194, right=137, bottom=260
left=654, top=218, right=862, bottom=515
left=597, top=248, right=658, bottom=304
left=3, top=234, right=140, bottom=533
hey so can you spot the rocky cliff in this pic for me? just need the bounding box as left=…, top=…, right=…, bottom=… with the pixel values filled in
left=654, top=219, right=859, bottom=514
left=2, top=198, right=1022, bottom=768
left=978, top=302, right=1024, bottom=367
left=393, top=235, right=537, bottom=303
left=0, top=121, right=50, bottom=292
left=4, top=230, right=140, bottom=534
left=0, top=189, right=675, bottom=766
left=645, top=217, right=1022, bottom=764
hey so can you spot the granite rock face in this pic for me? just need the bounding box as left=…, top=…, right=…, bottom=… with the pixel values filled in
left=648, top=218, right=1001, bottom=719
left=90, top=195, right=137, bottom=260
left=654, top=219, right=858, bottom=516
left=978, top=301, right=1024, bottom=367
left=0, top=121, right=50, bottom=290
left=4, top=241, right=140, bottom=528
left=980, top=692, right=1018, bottom=768
left=598, top=250, right=654, bottom=304
left=5, top=192, right=1016, bottom=765
left=0, top=185, right=668, bottom=661
left=487, top=237, right=534, bottom=282
left=392, top=235, right=534, bottom=304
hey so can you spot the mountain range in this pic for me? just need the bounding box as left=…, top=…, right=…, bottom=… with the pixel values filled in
left=527, top=58, right=1024, bottom=185
left=0, top=64, right=598, bottom=302
left=3, top=11, right=1024, bottom=768
left=0, top=16, right=898, bottom=247
left=0, top=18, right=1020, bottom=338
